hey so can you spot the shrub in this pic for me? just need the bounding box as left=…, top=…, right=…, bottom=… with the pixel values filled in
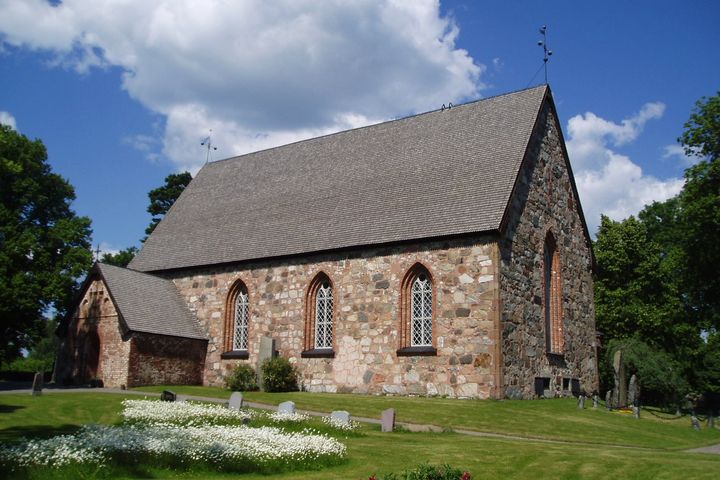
left=225, top=364, right=258, bottom=391
left=371, top=463, right=471, bottom=480
left=261, top=357, right=298, bottom=392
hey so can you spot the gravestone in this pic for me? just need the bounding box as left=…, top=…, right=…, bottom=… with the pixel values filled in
left=330, top=410, right=351, bottom=425
left=577, top=394, right=585, bottom=409
left=31, top=372, right=43, bottom=396
left=381, top=408, right=395, bottom=433
left=592, top=393, right=599, bottom=409
left=633, top=405, right=640, bottom=419
left=612, top=350, right=627, bottom=407
left=707, top=415, right=715, bottom=429
left=691, top=415, right=701, bottom=431
left=161, top=390, right=176, bottom=402
left=257, top=336, right=277, bottom=390
left=605, top=389, right=613, bottom=410
left=278, top=401, right=296, bottom=415
left=229, top=392, right=244, bottom=410
left=627, top=374, right=639, bottom=406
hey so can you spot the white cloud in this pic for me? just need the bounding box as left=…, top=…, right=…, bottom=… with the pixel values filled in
left=662, top=144, right=700, bottom=166
left=0, top=0, right=484, bottom=171
left=566, top=103, right=684, bottom=236
left=0, top=111, right=17, bottom=130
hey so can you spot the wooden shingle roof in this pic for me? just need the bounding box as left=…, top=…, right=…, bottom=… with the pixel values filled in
left=130, top=85, right=549, bottom=272
left=95, top=263, right=206, bottom=340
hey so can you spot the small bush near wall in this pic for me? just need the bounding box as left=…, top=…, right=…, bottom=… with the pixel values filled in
left=261, top=358, right=298, bottom=392
left=225, top=364, right=258, bottom=391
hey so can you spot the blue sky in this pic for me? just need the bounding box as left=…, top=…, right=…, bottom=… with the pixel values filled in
left=0, top=0, right=718, bottom=255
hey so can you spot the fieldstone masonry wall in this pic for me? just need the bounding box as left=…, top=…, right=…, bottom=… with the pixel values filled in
left=500, top=101, right=598, bottom=399
left=167, top=236, right=503, bottom=399
left=56, top=279, right=130, bottom=387
left=127, top=333, right=206, bottom=387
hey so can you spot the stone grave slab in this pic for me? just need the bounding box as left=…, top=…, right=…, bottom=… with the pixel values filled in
left=278, top=401, right=296, bottom=415
left=229, top=392, right=244, bottom=410
left=381, top=408, right=395, bottom=432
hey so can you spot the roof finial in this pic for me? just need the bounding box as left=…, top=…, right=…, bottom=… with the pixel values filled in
left=537, top=25, right=553, bottom=85
left=201, top=129, right=219, bottom=164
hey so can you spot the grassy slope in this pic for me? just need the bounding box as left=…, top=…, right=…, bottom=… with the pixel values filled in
left=134, top=386, right=720, bottom=450
left=0, top=393, right=131, bottom=443
left=1, top=393, right=719, bottom=480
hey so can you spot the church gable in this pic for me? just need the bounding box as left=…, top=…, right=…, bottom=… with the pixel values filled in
left=498, top=92, right=597, bottom=399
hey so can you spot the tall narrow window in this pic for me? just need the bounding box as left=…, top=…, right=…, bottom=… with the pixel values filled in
left=544, top=233, right=564, bottom=354
left=233, top=289, right=249, bottom=350
left=411, top=275, right=432, bottom=346
left=302, top=273, right=335, bottom=357
left=315, top=282, right=333, bottom=349
left=222, top=280, right=250, bottom=359
left=398, top=263, right=436, bottom=356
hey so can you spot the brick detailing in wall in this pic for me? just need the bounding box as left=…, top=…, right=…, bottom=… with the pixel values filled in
left=166, top=236, right=501, bottom=399
left=55, top=279, right=130, bottom=388
left=499, top=98, right=598, bottom=399
left=544, top=232, right=564, bottom=354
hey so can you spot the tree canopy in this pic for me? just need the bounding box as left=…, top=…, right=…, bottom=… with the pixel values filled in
left=0, top=125, right=92, bottom=361
left=144, top=171, right=192, bottom=238
left=594, top=92, right=720, bottom=400
left=100, top=247, right=138, bottom=268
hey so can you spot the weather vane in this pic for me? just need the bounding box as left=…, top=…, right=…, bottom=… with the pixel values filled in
left=201, top=129, right=218, bottom=164
left=537, top=25, right=553, bottom=84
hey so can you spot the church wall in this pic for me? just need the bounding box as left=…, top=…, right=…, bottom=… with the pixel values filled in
left=166, top=236, right=502, bottom=399
left=499, top=100, right=598, bottom=399
left=55, top=279, right=131, bottom=388
left=126, top=333, right=206, bottom=387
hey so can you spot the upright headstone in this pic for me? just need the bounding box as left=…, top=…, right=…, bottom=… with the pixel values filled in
left=381, top=408, right=395, bottom=433
left=258, top=336, right=277, bottom=390
left=31, top=372, right=43, bottom=396
left=691, top=415, right=701, bottom=431
left=577, top=394, right=586, bottom=409
left=633, top=405, right=640, bottom=419
left=612, top=350, right=627, bottom=407
left=707, top=415, right=715, bottom=429
left=592, top=393, right=599, bottom=409
left=161, top=390, right=176, bottom=402
left=627, top=374, right=639, bottom=406
left=330, top=410, right=351, bottom=425
left=605, top=389, right=613, bottom=410
left=278, top=401, right=296, bottom=415
left=229, top=392, right=244, bottom=410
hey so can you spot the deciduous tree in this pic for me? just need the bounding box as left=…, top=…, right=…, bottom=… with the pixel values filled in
left=0, top=125, right=92, bottom=361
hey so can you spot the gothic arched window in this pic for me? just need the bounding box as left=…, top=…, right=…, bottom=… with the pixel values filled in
left=222, top=280, right=250, bottom=359
left=544, top=232, right=564, bottom=354
left=398, top=263, right=437, bottom=356
left=302, top=272, right=335, bottom=357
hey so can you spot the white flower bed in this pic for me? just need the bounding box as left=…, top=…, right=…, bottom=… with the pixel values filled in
left=267, top=410, right=311, bottom=422
left=321, top=415, right=360, bottom=431
left=122, top=399, right=253, bottom=426
left=0, top=424, right=346, bottom=469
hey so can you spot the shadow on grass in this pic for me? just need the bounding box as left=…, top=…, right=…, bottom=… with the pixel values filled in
left=0, top=404, right=25, bottom=414
left=0, top=424, right=83, bottom=444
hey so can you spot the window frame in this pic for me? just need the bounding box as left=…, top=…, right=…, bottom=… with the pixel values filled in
left=301, top=272, right=336, bottom=358
left=221, top=279, right=251, bottom=360
left=397, top=263, right=437, bottom=356
left=543, top=232, right=564, bottom=355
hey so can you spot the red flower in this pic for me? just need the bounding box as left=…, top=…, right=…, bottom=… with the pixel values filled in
left=368, top=475, right=377, bottom=480
left=462, top=472, right=472, bottom=480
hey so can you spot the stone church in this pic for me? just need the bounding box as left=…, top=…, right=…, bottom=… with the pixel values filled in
left=55, top=85, right=598, bottom=399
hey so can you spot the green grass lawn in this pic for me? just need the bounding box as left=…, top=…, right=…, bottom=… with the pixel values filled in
left=134, top=385, right=720, bottom=450
left=1, top=391, right=719, bottom=479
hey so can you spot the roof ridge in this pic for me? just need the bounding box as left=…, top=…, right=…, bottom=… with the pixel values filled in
left=201, top=84, right=549, bottom=168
